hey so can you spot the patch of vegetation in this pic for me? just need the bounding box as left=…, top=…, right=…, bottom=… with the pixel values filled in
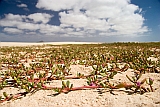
left=0, top=42, right=159, bottom=102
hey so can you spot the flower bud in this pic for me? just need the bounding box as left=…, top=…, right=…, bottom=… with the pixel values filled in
left=89, top=82, right=96, bottom=86
left=136, top=82, right=141, bottom=87
left=149, top=78, right=154, bottom=85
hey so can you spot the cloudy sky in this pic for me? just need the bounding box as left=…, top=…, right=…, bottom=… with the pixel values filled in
left=0, top=0, right=160, bottom=42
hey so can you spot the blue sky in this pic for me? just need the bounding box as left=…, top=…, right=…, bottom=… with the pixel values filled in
left=0, top=0, right=159, bottom=42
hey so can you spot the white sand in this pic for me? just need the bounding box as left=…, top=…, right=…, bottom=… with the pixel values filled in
left=0, top=42, right=100, bottom=47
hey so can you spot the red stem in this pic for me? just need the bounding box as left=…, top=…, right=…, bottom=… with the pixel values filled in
left=150, top=85, right=153, bottom=92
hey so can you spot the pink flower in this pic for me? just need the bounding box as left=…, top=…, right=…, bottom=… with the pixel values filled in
left=136, top=82, right=141, bottom=87
left=149, top=78, right=154, bottom=82
left=102, top=64, right=105, bottom=68
left=149, top=78, right=154, bottom=85
left=89, top=82, right=96, bottom=86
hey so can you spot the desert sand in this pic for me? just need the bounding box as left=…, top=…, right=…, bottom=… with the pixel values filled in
left=0, top=42, right=160, bottom=107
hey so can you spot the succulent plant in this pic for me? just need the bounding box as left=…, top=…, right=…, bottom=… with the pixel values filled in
left=0, top=42, right=159, bottom=102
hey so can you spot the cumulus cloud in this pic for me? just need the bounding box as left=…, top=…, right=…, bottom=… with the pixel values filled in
left=3, top=13, right=25, bottom=21
left=0, top=13, right=65, bottom=39
left=0, top=13, right=53, bottom=26
left=27, top=13, right=53, bottom=24
left=36, top=0, right=81, bottom=11
left=17, top=3, right=27, bottom=8
left=0, top=13, right=55, bottom=34
left=17, top=22, right=40, bottom=30
left=3, top=27, right=23, bottom=34
left=36, top=0, right=149, bottom=36
left=0, top=0, right=149, bottom=39
left=38, top=24, right=61, bottom=34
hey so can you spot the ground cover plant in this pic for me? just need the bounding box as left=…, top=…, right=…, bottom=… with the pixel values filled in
left=0, top=42, right=160, bottom=103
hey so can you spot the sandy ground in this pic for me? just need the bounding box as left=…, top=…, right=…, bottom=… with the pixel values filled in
left=0, top=42, right=160, bottom=107
left=0, top=42, right=100, bottom=47
left=0, top=65, right=160, bottom=107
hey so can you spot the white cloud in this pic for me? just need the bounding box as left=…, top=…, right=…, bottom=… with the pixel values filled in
left=0, top=13, right=64, bottom=38
left=59, top=12, right=109, bottom=31
left=0, top=0, right=149, bottom=40
left=27, top=13, right=53, bottom=24
left=0, top=20, right=20, bottom=27
left=17, top=3, right=29, bottom=11
left=3, top=13, right=25, bottom=21
left=17, top=3, right=27, bottom=8
left=0, top=13, right=55, bottom=32
left=3, top=27, right=23, bottom=34
left=36, top=0, right=149, bottom=37
left=38, top=24, right=61, bottom=34
left=36, top=0, right=82, bottom=11
left=25, top=32, right=36, bottom=35
left=23, top=8, right=30, bottom=11
left=17, top=22, right=40, bottom=30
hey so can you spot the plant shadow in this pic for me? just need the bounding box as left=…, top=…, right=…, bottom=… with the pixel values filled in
left=94, top=88, right=143, bottom=95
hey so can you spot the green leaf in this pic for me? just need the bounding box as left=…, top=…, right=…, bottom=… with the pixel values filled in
left=62, top=81, right=67, bottom=88
left=70, top=84, right=73, bottom=89
left=100, top=73, right=106, bottom=77
left=3, top=92, right=8, bottom=98
left=92, top=65, right=97, bottom=70
left=0, top=96, right=2, bottom=101
left=14, top=77, right=17, bottom=81
left=31, top=82, right=35, bottom=88
left=149, top=78, right=154, bottom=85
left=37, top=83, right=42, bottom=89
left=39, top=73, right=43, bottom=79
left=28, top=82, right=32, bottom=87
left=66, top=81, right=70, bottom=87
left=132, top=77, right=136, bottom=82
left=7, top=95, right=13, bottom=101
left=21, top=85, right=26, bottom=89
left=100, top=83, right=105, bottom=88
left=87, top=81, right=91, bottom=85
left=113, top=71, right=117, bottom=75
left=54, top=88, right=61, bottom=93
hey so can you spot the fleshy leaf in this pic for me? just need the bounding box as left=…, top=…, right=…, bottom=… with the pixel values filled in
left=149, top=78, right=154, bottom=85
left=62, top=81, right=67, bottom=88
left=100, top=73, right=106, bottom=77
left=3, top=92, right=8, bottom=98
left=66, top=81, right=70, bottom=87
left=70, top=84, right=73, bottom=89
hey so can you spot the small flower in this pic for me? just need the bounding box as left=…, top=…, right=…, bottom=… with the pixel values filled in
left=149, top=78, right=154, bottom=85
left=102, top=63, right=105, bottom=68
left=89, top=82, right=96, bottom=86
left=149, top=78, right=154, bottom=82
left=136, top=82, right=141, bottom=87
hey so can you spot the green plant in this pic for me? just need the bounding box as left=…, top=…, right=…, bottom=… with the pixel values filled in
left=0, top=42, right=159, bottom=103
